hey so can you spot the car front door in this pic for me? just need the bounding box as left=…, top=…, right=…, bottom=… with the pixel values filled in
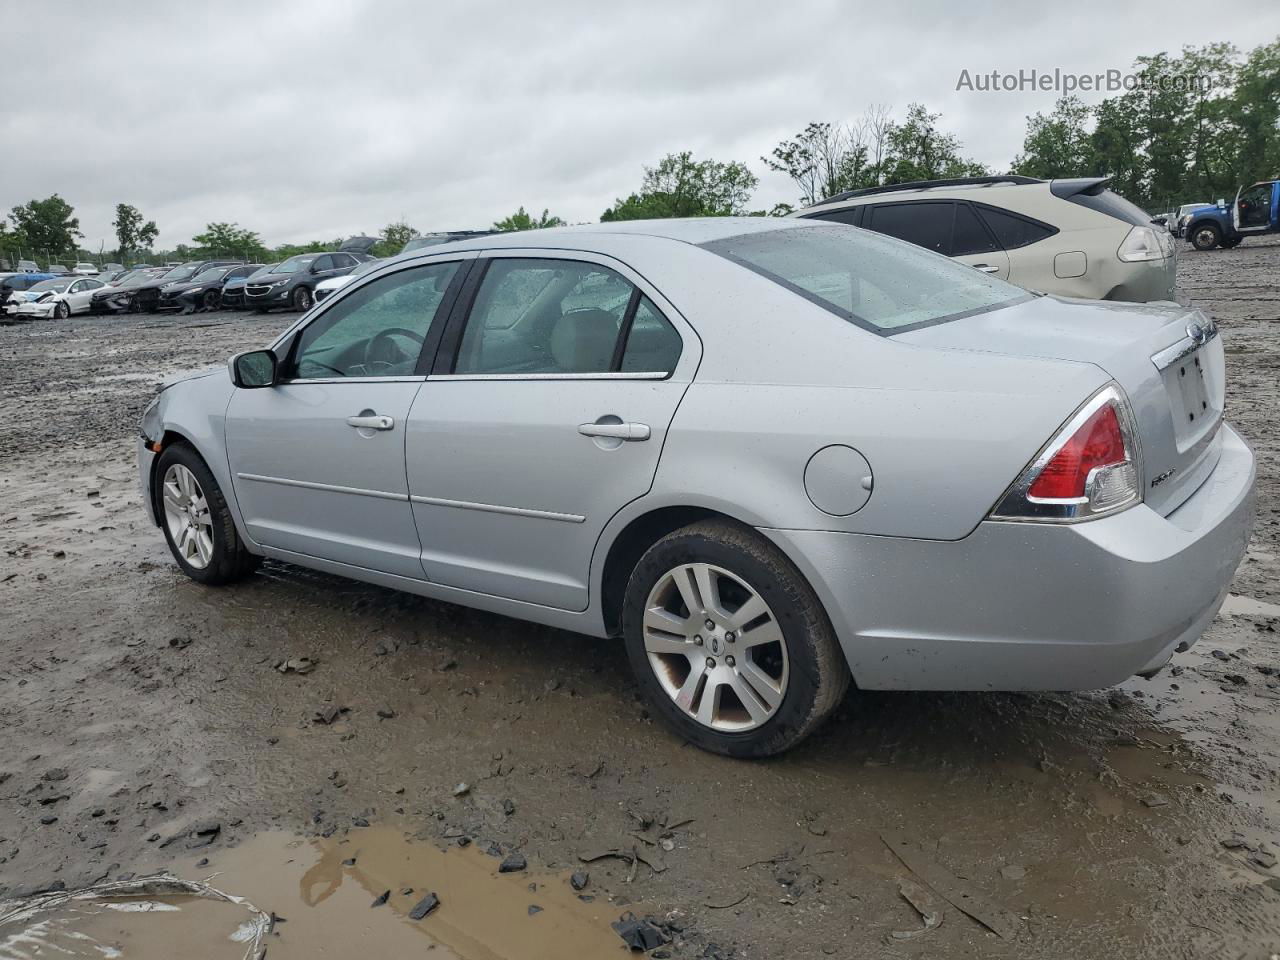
left=68, top=279, right=103, bottom=312
left=405, top=252, right=698, bottom=611
left=1234, top=183, right=1273, bottom=233
left=224, top=256, right=471, bottom=578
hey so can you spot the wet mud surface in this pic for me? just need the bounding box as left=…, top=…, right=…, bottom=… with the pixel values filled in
left=2, top=242, right=1280, bottom=958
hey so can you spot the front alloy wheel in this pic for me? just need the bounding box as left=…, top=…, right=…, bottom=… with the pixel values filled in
left=154, top=443, right=259, bottom=585
left=54, top=300, right=70, bottom=319
left=292, top=286, right=313, bottom=312
left=162, top=463, right=215, bottom=569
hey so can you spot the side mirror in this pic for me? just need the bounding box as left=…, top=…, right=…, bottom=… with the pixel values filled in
left=230, top=349, right=278, bottom=388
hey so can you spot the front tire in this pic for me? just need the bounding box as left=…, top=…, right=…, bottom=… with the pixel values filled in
left=54, top=300, right=70, bottom=319
left=1191, top=224, right=1221, bottom=250
left=292, top=286, right=313, bottom=312
left=201, top=289, right=220, bottom=311
left=622, top=520, right=848, bottom=757
left=155, top=444, right=258, bottom=585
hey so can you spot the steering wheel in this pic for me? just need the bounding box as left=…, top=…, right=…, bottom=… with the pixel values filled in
left=362, top=327, right=425, bottom=372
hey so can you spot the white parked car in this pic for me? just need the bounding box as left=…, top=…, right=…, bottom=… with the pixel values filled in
left=4, top=276, right=109, bottom=319
left=795, top=175, right=1177, bottom=302
left=72, top=262, right=100, bottom=276
left=314, top=257, right=384, bottom=302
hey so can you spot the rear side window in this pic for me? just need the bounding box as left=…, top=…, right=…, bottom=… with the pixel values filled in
left=620, top=296, right=682, bottom=374
left=974, top=206, right=1058, bottom=250
left=865, top=202, right=952, bottom=254
left=455, top=259, right=634, bottom=375
left=951, top=203, right=999, bottom=256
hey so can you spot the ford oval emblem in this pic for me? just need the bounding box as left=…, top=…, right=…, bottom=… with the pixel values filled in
left=1186, top=320, right=1208, bottom=345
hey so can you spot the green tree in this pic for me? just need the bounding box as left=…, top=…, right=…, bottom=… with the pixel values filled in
left=373, top=220, right=418, bottom=256
left=764, top=121, right=872, bottom=205
left=600, top=152, right=758, bottom=221
left=112, top=203, right=159, bottom=260
left=192, top=222, right=266, bottom=259
left=881, top=104, right=987, bottom=184
left=492, top=207, right=566, bottom=231
left=9, top=195, right=81, bottom=261
left=1012, top=96, right=1095, bottom=179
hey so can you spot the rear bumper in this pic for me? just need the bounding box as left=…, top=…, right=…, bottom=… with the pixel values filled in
left=763, top=423, right=1255, bottom=691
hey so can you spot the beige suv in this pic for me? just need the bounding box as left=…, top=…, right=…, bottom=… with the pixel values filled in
left=794, top=175, right=1176, bottom=303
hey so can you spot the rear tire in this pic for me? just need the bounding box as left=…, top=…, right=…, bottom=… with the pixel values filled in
left=1191, top=224, right=1221, bottom=251
left=621, top=519, right=849, bottom=757
left=155, top=443, right=259, bottom=586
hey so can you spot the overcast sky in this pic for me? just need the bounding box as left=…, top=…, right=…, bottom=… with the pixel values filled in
left=5, top=0, right=1278, bottom=252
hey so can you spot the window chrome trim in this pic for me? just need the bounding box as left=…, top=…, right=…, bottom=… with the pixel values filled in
left=426, top=371, right=669, bottom=382
left=275, top=376, right=426, bottom=385
left=409, top=494, right=585, bottom=524
left=236, top=473, right=407, bottom=501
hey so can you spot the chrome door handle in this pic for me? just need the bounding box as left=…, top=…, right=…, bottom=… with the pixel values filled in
left=346, top=414, right=394, bottom=430
left=578, top=421, right=650, bottom=441
left=973, top=263, right=1001, bottom=273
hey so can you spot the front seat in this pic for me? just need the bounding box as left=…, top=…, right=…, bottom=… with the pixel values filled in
left=549, top=308, right=619, bottom=373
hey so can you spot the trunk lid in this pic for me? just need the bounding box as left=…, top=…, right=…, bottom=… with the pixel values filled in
left=895, top=295, right=1225, bottom=517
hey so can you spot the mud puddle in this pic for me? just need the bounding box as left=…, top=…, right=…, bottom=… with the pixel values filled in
left=186, top=828, right=621, bottom=960
left=2, top=829, right=623, bottom=959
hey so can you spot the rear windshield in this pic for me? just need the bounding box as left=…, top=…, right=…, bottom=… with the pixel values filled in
left=700, top=224, right=1029, bottom=333
left=1068, top=188, right=1153, bottom=226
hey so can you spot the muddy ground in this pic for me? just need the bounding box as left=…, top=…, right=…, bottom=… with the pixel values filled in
left=2, top=240, right=1280, bottom=959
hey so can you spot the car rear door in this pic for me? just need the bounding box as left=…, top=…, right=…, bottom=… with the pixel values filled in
left=863, top=201, right=1010, bottom=279
left=224, top=256, right=472, bottom=578
left=404, top=251, right=698, bottom=611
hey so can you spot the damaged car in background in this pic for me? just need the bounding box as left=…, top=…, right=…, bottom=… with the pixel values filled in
left=136, top=219, right=1254, bottom=758
left=4, top=275, right=109, bottom=319
left=89, top=267, right=169, bottom=314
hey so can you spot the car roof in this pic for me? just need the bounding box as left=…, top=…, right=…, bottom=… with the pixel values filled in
left=428, top=217, right=813, bottom=254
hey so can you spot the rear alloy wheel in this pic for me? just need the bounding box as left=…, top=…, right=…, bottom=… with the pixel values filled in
left=201, top=289, right=220, bottom=311
left=53, top=300, right=70, bottom=319
left=622, top=520, right=848, bottom=757
left=1191, top=224, right=1221, bottom=251
left=156, top=444, right=258, bottom=585
left=292, top=286, right=313, bottom=312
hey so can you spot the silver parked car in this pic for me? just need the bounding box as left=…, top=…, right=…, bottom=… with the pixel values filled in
left=137, top=219, right=1255, bottom=756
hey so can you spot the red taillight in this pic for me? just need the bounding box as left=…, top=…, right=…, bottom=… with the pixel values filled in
left=1027, top=404, right=1127, bottom=500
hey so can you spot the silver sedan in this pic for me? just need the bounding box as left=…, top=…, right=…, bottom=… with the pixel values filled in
left=136, top=219, right=1255, bottom=756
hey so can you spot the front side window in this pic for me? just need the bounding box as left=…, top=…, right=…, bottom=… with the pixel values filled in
left=701, top=224, right=1029, bottom=333
left=807, top=207, right=862, bottom=227
left=272, top=255, right=316, bottom=275
left=454, top=259, right=635, bottom=375
left=289, top=261, right=460, bottom=379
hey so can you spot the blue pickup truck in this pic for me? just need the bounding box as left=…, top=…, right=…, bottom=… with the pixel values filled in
left=1184, top=179, right=1280, bottom=250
